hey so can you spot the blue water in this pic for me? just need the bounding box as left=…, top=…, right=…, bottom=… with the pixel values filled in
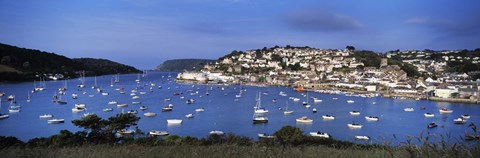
left=1, top=72, right=479, bottom=145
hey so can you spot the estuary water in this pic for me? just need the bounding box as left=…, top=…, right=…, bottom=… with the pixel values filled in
left=1, top=72, right=479, bottom=145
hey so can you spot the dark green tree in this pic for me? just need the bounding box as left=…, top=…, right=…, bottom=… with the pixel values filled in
left=274, top=125, right=305, bottom=145
left=346, top=45, right=355, bottom=51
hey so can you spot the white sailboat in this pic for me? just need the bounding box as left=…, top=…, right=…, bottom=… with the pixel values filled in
left=27, top=92, right=31, bottom=102
left=92, top=76, right=98, bottom=89
left=114, top=74, right=120, bottom=83
left=77, top=71, right=85, bottom=88
left=110, top=77, right=114, bottom=87
left=254, top=92, right=268, bottom=114
left=135, top=74, right=140, bottom=83
left=283, top=101, right=293, bottom=115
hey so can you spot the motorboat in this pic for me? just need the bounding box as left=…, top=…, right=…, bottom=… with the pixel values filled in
left=72, top=107, right=85, bottom=112
left=149, top=130, right=169, bottom=136
left=39, top=114, right=54, bottom=119
left=439, top=108, right=453, bottom=114
left=347, top=122, right=363, bottom=129
left=48, top=119, right=65, bottom=124
left=312, top=108, right=317, bottom=113
left=195, top=108, right=205, bottom=112
left=143, top=112, right=156, bottom=117
left=209, top=130, right=224, bottom=135
left=108, top=101, right=117, bottom=105
left=461, top=114, right=470, bottom=119
left=354, top=135, right=370, bottom=140
left=103, top=108, right=113, bottom=112
left=117, top=103, right=128, bottom=107
left=127, top=110, right=137, bottom=114
left=365, top=116, right=379, bottom=121
left=258, top=133, right=275, bottom=139
left=8, top=106, right=21, bottom=113
left=322, top=115, right=335, bottom=120
left=162, top=106, right=173, bottom=112
left=349, top=111, right=361, bottom=115
left=101, top=92, right=109, bottom=96
left=313, top=98, right=322, bottom=103
left=310, top=131, right=330, bottom=138
left=74, top=104, right=86, bottom=108
left=424, top=113, right=435, bottom=117
left=347, top=100, right=354, bottom=103
left=185, top=113, right=194, bottom=118
left=453, top=117, right=466, bottom=124
left=292, top=98, right=300, bottom=102
left=253, top=116, right=268, bottom=124
left=140, top=106, right=148, bottom=110
left=404, top=108, right=414, bottom=112
left=296, top=116, right=313, bottom=123
left=132, top=96, right=140, bottom=100
left=132, top=101, right=141, bottom=105
left=427, top=122, right=438, bottom=128
left=186, top=99, right=195, bottom=104
left=0, top=113, right=9, bottom=119
left=167, top=119, right=182, bottom=124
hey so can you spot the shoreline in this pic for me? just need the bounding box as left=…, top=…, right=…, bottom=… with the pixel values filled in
left=176, top=79, right=479, bottom=104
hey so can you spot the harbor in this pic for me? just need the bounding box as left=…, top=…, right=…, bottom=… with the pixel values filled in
left=0, top=72, right=478, bottom=145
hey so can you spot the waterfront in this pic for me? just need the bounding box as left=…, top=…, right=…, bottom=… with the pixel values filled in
left=0, top=72, right=479, bottom=145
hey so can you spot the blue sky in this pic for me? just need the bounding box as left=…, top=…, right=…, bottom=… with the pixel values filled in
left=1, top=0, right=479, bottom=69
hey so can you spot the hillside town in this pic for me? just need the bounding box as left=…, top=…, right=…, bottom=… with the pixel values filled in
left=177, top=46, right=480, bottom=104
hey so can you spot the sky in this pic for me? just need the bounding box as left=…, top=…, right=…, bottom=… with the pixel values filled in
left=1, top=0, right=479, bottom=69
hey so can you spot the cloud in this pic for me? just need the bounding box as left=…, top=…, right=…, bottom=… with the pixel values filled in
left=406, top=16, right=480, bottom=33
left=285, top=9, right=362, bottom=32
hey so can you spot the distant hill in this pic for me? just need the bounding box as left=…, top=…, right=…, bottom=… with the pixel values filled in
left=155, top=59, right=215, bottom=72
left=0, top=43, right=140, bottom=81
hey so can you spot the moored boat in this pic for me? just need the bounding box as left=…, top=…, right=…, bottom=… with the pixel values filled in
left=355, top=135, right=370, bottom=140
left=427, top=122, right=438, bottom=128
left=347, top=122, right=363, bottom=129
left=349, top=111, right=360, bottom=115
left=258, top=133, right=275, bottom=138
left=117, top=103, right=128, bottom=107
left=167, top=119, right=182, bottom=124
left=365, top=116, right=379, bottom=121
left=195, top=108, right=205, bottom=112
left=404, top=108, right=414, bottom=112
left=253, top=116, right=268, bottom=124
left=103, top=108, right=113, bottom=112
left=296, top=116, right=313, bottom=123
left=149, top=130, right=168, bottom=136
left=209, top=130, right=224, bottom=135
left=310, top=131, right=330, bottom=138
left=453, top=117, right=466, bottom=124
left=143, top=112, right=156, bottom=117
left=461, top=114, right=470, bottom=119
left=439, top=108, right=453, bottom=114
left=48, top=118, right=65, bottom=124
left=39, top=114, right=54, bottom=118
left=424, top=113, right=435, bottom=117
left=185, top=113, right=194, bottom=118
left=322, top=115, right=335, bottom=120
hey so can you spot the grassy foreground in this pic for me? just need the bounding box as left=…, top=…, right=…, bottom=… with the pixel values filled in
left=1, top=144, right=478, bottom=158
